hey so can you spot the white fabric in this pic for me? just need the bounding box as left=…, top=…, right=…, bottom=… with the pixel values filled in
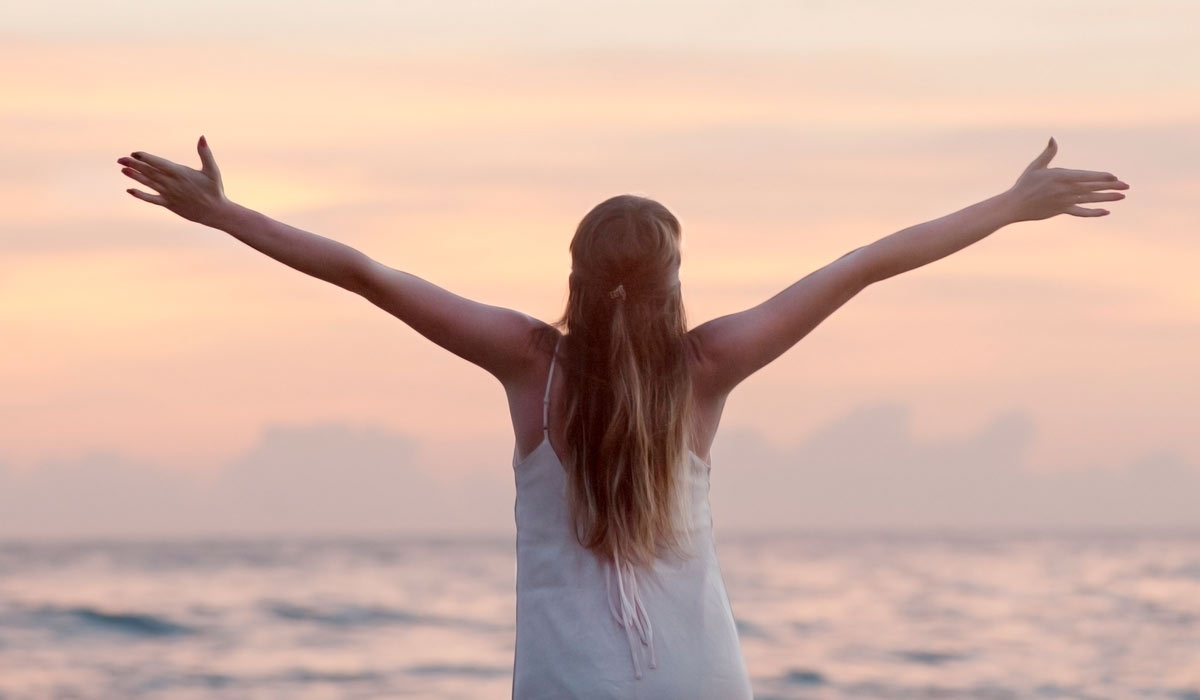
left=511, top=338, right=753, bottom=699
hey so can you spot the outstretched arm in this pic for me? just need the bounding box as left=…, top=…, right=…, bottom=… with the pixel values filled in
left=117, top=136, right=545, bottom=383
left=689, top=138, right=1129, bottom=398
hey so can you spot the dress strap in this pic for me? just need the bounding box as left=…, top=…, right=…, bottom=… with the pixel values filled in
left=542, top=336, right=561, bottom=440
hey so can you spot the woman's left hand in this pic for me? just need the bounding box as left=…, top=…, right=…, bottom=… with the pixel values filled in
left=117, top=135, right=230, bottom=227
left=1005, top=137, right=1129, bottom=222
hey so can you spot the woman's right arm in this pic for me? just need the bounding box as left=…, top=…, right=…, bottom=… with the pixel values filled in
left=206, top=202, right=547, bottom=382
left=688, top=138, right=1128, bottom=400
left=119, top=137, right=547, bottom=384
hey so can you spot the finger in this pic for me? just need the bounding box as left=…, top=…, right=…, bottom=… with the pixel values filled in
left=122, top=160, right=172, bottom=188
left=1075, top=180, right=1129, bottom=191
left=1071, top=192, right=1125, bottom=204
left=1066, top=205, right=1109, bottom=217
left=131, top=150, right=181, bottom=177
left=117, top=155, right=169, bottom=179
left=1055, top=168, right=1119, bottom=182
left=120, top=166, right=162, bottom=192
left=1026, top=137, right=1057, bottom=172
left=118, top=160, right=168, bottom=191
left=126, top=188, right=168, bottom=206
left=197, top=135, right=220, bottom=177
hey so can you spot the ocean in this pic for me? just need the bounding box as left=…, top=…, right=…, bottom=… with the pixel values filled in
left=1, top=533, right=1197, bottom=699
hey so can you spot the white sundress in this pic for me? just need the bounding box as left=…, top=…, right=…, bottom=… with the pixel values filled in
left=511, top=338, right=754, bottom=699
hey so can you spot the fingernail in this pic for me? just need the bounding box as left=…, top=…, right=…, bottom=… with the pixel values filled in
left=200, top=135, right=207, bottom=146
left=132, top=152, right=143, bottom=160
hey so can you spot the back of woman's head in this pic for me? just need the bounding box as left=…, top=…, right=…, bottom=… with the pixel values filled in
left=556, top=194, right=693, bottom=568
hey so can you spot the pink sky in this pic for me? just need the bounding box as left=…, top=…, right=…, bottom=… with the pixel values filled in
left=2, top=1, right=1197, bottom=534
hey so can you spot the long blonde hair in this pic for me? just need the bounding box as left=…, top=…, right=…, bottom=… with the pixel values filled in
left=551, top=194, right=693, bottom=568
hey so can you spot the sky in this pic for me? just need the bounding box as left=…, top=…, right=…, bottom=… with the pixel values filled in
left=2, top=0, right=1197, bottom=537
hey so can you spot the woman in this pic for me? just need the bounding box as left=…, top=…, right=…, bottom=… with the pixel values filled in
left=117, top=137, right=1127, bottom=698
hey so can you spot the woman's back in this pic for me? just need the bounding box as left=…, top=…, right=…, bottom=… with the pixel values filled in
left=511, top=337, right=753, bottom=699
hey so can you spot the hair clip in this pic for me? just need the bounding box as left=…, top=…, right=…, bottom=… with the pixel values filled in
left=609, top=284, right=626, bottom=300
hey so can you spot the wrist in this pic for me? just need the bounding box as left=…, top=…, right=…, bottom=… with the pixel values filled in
left=203, top=198, right=246, bottom=232
left=993, top=188, right=1026, bottom=225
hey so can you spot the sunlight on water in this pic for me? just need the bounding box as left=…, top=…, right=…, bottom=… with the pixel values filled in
left=1, top=534, right=1197, bottom=699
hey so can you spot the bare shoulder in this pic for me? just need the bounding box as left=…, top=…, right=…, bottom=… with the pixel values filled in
left=507, top=322, right=562, bottom=390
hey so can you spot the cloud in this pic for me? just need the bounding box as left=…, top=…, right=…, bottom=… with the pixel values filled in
left=0, top=451, right=210, bottom=537
left=0, top=423, right=512, bottom=539
left=2, top=406, right=1197, bottom=539
left=709, top=403, right=1200, bottom=532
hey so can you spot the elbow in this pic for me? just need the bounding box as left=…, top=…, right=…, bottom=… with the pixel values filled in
left=343, top=257, right=378, bottom=298
left=845, top=245, right=884, bottom=288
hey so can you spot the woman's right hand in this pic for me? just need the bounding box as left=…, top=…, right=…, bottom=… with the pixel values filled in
left=1005, top=137, right=1129, bottom=222
left=118, top=135, right=231, bottom=227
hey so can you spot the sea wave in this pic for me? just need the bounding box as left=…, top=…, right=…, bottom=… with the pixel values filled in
left=19, top=604, right=196, bottom=637
left=259, top=599, right=508, bottom=632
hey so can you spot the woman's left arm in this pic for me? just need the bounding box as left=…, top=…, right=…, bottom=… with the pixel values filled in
left=118, top=136, right=546, bottom=384
left=687, top=138, right=1128, bottom=398
left=857, top=137, right=1129, bottom=284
